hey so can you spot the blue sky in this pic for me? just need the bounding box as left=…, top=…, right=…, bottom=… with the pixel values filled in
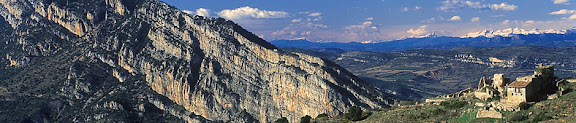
left=161, top=0, right=576, bottom=42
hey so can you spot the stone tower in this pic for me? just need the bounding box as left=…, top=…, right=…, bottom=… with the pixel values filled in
left=478, top=76, right=486, bottom=89
left=492, top=74, right=507, bottom=95
left=493, top=74, right=504, bottom=87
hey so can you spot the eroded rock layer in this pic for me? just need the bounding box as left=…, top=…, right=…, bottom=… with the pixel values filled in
left=0, top=0, right=394, bottom=122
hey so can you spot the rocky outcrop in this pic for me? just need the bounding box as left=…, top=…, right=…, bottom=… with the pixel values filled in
left=0, top=0, right=395, bottom=122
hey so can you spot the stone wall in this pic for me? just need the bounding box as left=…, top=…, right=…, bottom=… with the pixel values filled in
left=476, top=110, right=502, bottom=119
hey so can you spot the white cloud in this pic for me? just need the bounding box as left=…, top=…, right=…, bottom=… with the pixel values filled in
left=183, top=8, right=211, bottom=17
left=402, top=6, right=422, bottom=12
left=407, top=25, right=429, bottom=36
left=291, top=18, right=303, bottom=23
left=346, top=21, right=378, bottom=30
left=449, top=16, right=462, bottom=21
left=402, top=7, right=409, bottom=12
left=471, top=17, right=480, bottom=22
left=550, top=9, right=576, bottom=14
left=298, top=11, right=311, bottom=14
left=520, top=20, right=539, bottom=26
left=269, top=21, right=328, bottom=40
left=439, top=0, right=517, bottom=11
left=550, top=9, right=576, bottom=20
left=196, top=8, right=211, bottom=17
left=421, top=16, right=447, bottom=23
left=502, top=20, right=510, bottom=25
left=524, top=20, right=535, bottom=25
left=313, top=17, right=322, bottom=21
left=183, top=10, right=193, bottom=14
left=294, top=12, right=323, bottom=22
left=489, top=3, right=518, bottom=11
left=422, top=16, right=466, bottom=23
left=340, top=20, right=387, bottom=41
left=569, top=14, right=576, bottom=19
left=422, top=18, right=437, bottom=23
left=308, top=12, right=322, bottom=17
left=218, top=6, right=289, bottom=20
left=553, top=0, right=571, bottom=5
left=365, top=17, right=374, bottom=21
left=269, top=12, right=328, bottom=40
left=491, top=15, right=505, bottom=17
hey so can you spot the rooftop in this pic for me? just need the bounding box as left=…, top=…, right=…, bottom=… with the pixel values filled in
left=508, top=81, right=530, bottom=88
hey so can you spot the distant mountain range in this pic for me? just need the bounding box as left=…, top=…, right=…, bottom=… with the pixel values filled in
left=462, top=27, right=576, bottom=38
left=270, top=28, right=576, bottom=52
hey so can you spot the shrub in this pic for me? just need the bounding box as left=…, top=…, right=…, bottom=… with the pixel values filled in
left=486, top=96, right=501, bottom=102
left=518, top=102, right=530, bottom=110
left=430, top=108, right=446, bottom=116
left=531, top=112, right=552, bottom=122
left=399, top=101, right=415, bottom=105
left=408, top=108, right=445, bottom=119
left=316, top=113, right=329, bottom=119
left=300, top=115, right=312, bottom=123
left=509, top=112, right=528, bottom=121
left=344, top=106, right=362, bottom=121
left=440, top=100, right=467, bottom=109
left=274, top=117, right=288, bottom=123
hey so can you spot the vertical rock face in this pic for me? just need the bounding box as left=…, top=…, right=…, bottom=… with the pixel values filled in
left=0, top=0, right=395, bottom=122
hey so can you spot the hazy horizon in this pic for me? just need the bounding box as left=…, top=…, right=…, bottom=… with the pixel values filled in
left=161, top=0, right=576, bottom=42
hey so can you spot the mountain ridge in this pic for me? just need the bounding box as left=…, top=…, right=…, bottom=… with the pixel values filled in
left=0, top=0, right=394, bottom=122
left=462, top=27, right=576, bottom=38
left=270, top=31, right=576, bottom=52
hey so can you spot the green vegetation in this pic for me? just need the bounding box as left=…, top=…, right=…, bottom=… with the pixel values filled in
left=344, top=106, right=363, bottom=121
left=398, top=101, right=416, bottom=106
left=300, top=115, right=311, bottom=123
left=456, top=110, right=476, bottom=122
left=508, top=112, right=528, bottom=121
left=472, top=118, right=501, bottom=122
left=485, top=96, right=500, bottom=102
left=382, top=67, right=420, bottom=71
left=311, top=80, right=576, bottom=122
left=386, top=72, right=418, bottom=80
left=440, top=99, right=467, bottom=109
left=274, top=117, right=288, bottom=123
left=407, top=108, right=445, bottom=120
left=316, top=113, right=329, bottom=119
left=518, top=102, right=530, bottom=110
left=531, top=111, right=552, bottom=122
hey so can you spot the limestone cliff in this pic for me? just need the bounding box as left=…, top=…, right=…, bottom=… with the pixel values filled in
left=0, top=0, right=395, bottom=122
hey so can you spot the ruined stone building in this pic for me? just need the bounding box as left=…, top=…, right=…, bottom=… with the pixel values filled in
left=505, top=64, right=556, bottom=104
left=475, top=64, right=557, bottom=105
left=475, top=74, right=510, bottom=100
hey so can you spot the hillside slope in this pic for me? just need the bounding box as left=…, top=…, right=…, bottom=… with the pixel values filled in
left=0, top=0, right=394, bottom=122
left=311, top=81, right=576, bottom=122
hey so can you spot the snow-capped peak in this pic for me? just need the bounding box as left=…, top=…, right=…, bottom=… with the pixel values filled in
left=360, top=40, right=381, bottom=44
left=461, top=28, right=572, bottom=38
left=403, top=32, right=438, bottom=39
